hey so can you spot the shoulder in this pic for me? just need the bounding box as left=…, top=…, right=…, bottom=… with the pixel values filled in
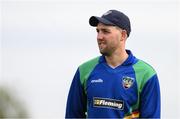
left=79, top=56, right=100, bottom=70
left=133, top=59, right=157, bottom=91
left=133, top=59, right=156, bottom=77
left=78, top=56, right=101, bottom=87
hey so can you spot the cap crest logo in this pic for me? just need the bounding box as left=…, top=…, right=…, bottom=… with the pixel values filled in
left=103, top=10, right=112, bottom=16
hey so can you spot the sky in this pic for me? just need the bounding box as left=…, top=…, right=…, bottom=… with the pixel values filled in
left=0, top=0, right=180, bottom=118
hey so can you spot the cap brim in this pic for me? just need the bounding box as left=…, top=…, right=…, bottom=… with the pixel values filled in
left=89, top=16, right=115, bottom=26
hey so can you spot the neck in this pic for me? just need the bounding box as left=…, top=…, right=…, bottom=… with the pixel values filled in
left=105, top=50, right=128, bottom=68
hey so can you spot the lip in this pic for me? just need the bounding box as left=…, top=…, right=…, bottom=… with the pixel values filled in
left=98, top=42, right=106, bottom=49
left=98, top=42, right=104, bottom=46
left=98, top=41, right=105, bottom=45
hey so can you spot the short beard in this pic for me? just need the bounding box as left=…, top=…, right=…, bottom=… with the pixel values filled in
left=100, top=50, right=112, bottom=57
left=99, top=46, right=116, bottom=56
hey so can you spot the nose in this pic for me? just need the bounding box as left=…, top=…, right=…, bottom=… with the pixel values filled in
left=97, top=32, right=103, bottom=41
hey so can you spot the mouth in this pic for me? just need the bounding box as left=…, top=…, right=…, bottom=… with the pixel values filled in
left=98, top=42, right=106, bottom=50
left=98, top=42, right=104, bottom=46
left=98, top=41, right=106, bottom=45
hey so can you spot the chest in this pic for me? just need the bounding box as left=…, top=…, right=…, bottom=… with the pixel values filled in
left=86, top=66, right=138, bottom=106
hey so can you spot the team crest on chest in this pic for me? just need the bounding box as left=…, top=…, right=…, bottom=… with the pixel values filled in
left=122, top=76, right=134, bottom=89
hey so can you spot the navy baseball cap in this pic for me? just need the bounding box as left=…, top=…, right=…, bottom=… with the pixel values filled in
left=89, top=10, right=131, bottom=37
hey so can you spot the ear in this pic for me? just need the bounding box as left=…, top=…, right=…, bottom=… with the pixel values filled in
left=121, top=30, right=128, bottom=41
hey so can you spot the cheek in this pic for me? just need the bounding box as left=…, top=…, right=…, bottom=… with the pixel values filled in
left=111, top=35, right=120, bottom=44
left=109, top=37, right=121, bottom=48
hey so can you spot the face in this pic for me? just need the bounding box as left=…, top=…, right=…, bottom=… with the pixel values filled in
left=96, top=23, right=124, bottom=56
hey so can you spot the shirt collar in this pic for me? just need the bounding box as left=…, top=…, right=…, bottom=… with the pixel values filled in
left=99, top=49, right=138, bottom=66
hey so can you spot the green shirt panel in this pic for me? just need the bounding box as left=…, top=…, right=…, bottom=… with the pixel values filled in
left=130, top=60, right=156, bottom=113
left=79, top=56, right=100, bottom=93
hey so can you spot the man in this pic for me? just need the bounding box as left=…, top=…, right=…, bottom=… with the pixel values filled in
left=65, top=10, right=161, bottom=118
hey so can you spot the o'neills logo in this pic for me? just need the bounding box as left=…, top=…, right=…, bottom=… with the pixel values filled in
left=93, top=97, right=124, bottom=110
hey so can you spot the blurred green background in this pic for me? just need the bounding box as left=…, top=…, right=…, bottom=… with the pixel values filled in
left=0, top=86, right=28, bottom=118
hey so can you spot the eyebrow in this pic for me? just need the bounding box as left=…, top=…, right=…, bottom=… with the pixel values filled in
left=96, top=27, right=111, bottom=32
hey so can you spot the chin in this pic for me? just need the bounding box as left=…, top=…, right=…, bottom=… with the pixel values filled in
left=100, top=51, right=110, bottom=56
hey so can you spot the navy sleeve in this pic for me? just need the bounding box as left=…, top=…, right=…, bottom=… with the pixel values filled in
left=65, top=68, right=87, bottom=118
left=139, top=74, right=161, bottom=118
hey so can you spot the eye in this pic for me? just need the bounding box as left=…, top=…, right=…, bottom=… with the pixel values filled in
left=96, top=29, right=99, bottom=33
left=102, top=29, right=110, bottom=34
